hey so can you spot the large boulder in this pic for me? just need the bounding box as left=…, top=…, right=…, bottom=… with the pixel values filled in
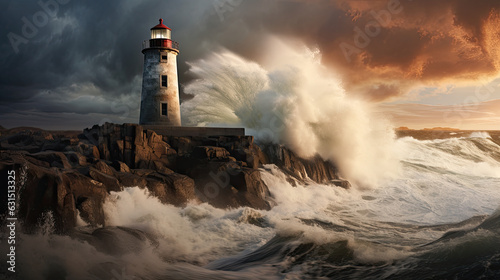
left=185, top=160, right=273, bottom=210
left=89, top=169, right=122, bottom=193
left=192, top=146, right=231, bottom=160
left=112, top=160, right=131, bottom=173
left=230, top=168, right=273, bottom=210
left=116, top=172, right=147, bottom=188
left=0, top=152, right=108, bottom=232
left=213, top=136, right=267, bottom=168
left=93, top=160, right=115, bottom=175
left=68, top=142, right=100, bottom=159
left=146, top=172, right=197, bottom=206
left=28, top=151, right=72, bottom=169
left=262, top=144, right=339, bottom=184
left=64, top=151, right=88, bottom=167
left=65, top=170, right=108, bottom=227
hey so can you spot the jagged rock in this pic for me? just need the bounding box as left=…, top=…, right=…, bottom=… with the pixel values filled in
left=166, top=136, right=194, bottom=156
left=62, top=194, right=77, bottom=231
left=112, top=160, right=131, bottom=173
left=186, top=161, right=272, bottom=210
left=215, top=136, right=266, bottom=168
left=146, top=173, right=197, bottom=206
left=262, top=144, right=339, bottom=184
left=116, top=172, right=147, bottom=188
left=80, top=123, right=177, bottom=170
left=93, top=160, right=115, bottom=176
left=238, top=208, right=267, bottom=227
left=24, top=154, right=51, bottom=168
left=0, top=123, right=347, bottom=233
left=41, top=138, right=74, bottom=152
left=28, top=151, right=72, bottom=169
left=330, top=179, right=351, bottom=189
left=236, top=145, right=268, bottom=169
left=69, top=143, right=100, bottom=159
left=77, top=197, right=105, bottom=227
left=64, top=171, right=107, bottom=227
left=64, top=152, right=88, bottom=167
left=230, top=168, right=272, bottom=210
left=192, top=146, right=230, bottom=160
left=7, top=129, right=54, bottom=146
left=89, top=168, right=122, bottom=192
left=132, top=169, right=156, bottom=177
left=152, top=161, right=174, bottom=174
left=136, top=159, right=174, bottom=174
left=0, top=152, right=107, bottom=232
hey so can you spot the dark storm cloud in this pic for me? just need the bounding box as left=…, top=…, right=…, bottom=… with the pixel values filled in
left=0, top=0, right=215, bottom=128
left=1, top=0, right=500, bottom=129
left=1, top=0, right=210, bottom=96
left=202, top=0, right=500, bottom=101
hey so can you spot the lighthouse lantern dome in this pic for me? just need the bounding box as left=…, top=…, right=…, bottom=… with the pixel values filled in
left=151, top=18, right=171, bottom=39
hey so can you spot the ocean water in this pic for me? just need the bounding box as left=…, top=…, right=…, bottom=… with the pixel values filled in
left=9, top=132, right=500, bottom=280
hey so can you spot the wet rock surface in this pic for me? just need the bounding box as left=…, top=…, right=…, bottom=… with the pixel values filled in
left=0, top=123, right=348, bottom=232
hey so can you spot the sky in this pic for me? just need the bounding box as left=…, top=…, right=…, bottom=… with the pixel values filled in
left=1, top=0, right=500, bottom=130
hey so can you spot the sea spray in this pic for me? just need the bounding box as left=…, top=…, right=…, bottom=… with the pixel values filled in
left=103, top=187, right=273, bottom=263
left=12, top=134, right=500, bottom=279
left=182, top=37, right=398, bottom=188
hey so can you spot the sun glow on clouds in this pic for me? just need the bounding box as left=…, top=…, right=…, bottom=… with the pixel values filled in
left=313, top=1, right=500, bottom=105
left=379, top=99, right=500, bottom=130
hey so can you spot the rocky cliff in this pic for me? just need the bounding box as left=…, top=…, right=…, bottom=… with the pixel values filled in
left=0, top=123, right=348, bottom=233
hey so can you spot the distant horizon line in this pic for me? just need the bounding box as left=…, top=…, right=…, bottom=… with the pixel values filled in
left=1, top=124, right=499, bottom=133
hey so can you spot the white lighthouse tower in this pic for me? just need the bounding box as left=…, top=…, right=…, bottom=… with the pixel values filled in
left=139, top=18, right=181, bottom=126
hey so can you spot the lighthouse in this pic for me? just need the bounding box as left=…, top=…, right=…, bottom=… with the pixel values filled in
left=139, top=19, right=181, bottom=126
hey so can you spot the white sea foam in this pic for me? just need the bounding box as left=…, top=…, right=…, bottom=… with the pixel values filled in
left=469, top=131, right=492, bottom=139
left=16, top=133, right=500, bottom=278
left=181, top=37, right=398, bottom=188
left=103, top=187, right=274, bottom=264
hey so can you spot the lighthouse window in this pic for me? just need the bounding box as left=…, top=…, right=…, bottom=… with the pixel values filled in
left=160, top=53, right=168, bottom=62
left=161, top=75, right=168, bottom=87
left=161, top=103, right=168, bottom=116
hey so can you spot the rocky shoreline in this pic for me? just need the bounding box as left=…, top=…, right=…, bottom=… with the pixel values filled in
left=0, top=123, right=348, bottom=233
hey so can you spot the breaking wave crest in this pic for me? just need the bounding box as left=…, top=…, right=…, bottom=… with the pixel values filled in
left=181, top=37, right=397, bottom=187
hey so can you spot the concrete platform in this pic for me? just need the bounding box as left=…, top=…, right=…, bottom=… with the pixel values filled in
left=142, top=125, right=245, bottom=137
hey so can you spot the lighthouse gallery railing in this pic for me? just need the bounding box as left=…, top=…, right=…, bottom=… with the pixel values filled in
left=142, top=39, right=179, bottom=51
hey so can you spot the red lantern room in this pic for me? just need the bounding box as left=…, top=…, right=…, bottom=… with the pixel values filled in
left=151, top=18, right=171, bottom=39
left=142, top=18, right=179, bottom=53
